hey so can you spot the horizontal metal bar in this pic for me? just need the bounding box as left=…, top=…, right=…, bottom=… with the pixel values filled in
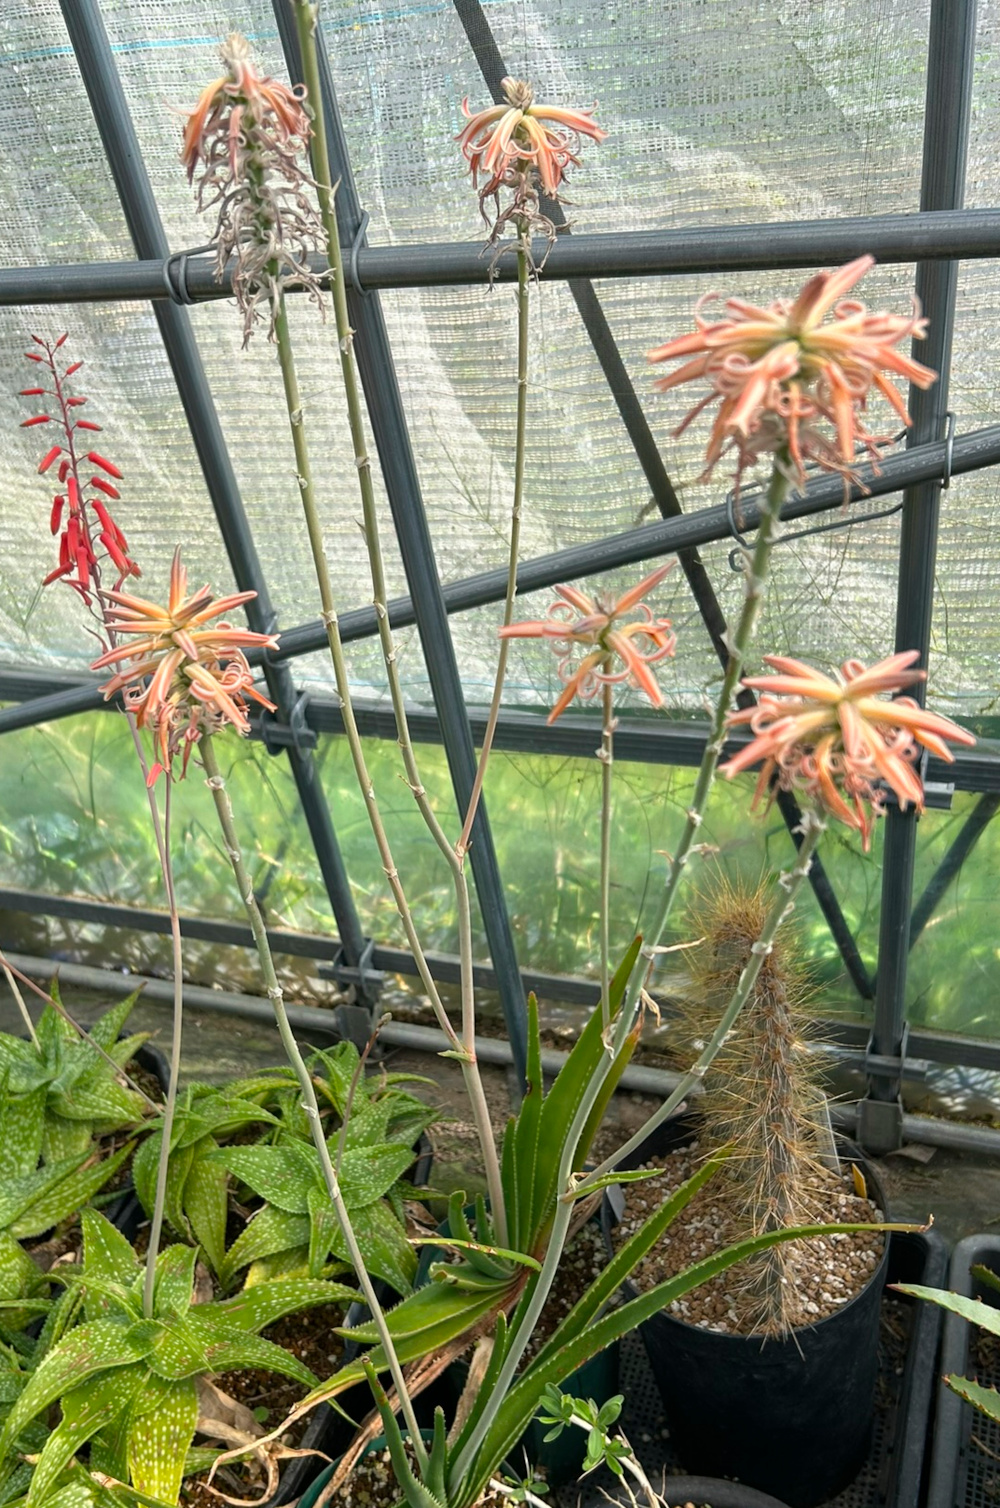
left=5, top=886, right=1000, bottom=1073
left=3, top=210, right=1000, bottom=305
left=2, top=668, right=998, bottom=790
left=3, top=421, right=998, bottom=742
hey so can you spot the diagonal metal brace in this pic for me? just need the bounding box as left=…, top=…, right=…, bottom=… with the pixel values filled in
left=258, top=691, right=318, bottom=755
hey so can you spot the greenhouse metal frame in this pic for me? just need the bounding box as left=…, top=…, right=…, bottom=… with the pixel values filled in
left=0, top=0, right=994, bottom=1154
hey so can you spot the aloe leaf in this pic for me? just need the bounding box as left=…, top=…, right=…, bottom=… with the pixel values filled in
left=0, top=1083, right=45, bottom=1185
left=944, top=1373, right=1000, bottom=1420
left=216, top=1145, right=314, bottom=1214
left=0, top=1235, right=45, bottom=1306
left=40, top=1115, right=93, bottom=1163
left=567, top=1166, right=667, bottom=1198
left=971, top=1264, right=1000, bottom=1296
left=509, top=996, right=543, bottom=1253
left=306, top=1182, right=341, bottom=1280
left=341, top=1201, right=416, bottom=1295
left=26, top=1367, right=144, bottom=1507
left=1, top=1320, right=153, bottom=1463
left=412, top=1238, right=539, bottom=1273
left=127, top=1373, right=198, bottom=1505
left=104, top=1031, right=151, bottom=1070
left=87, top=992, right=142, bottom=1052
left=10, top=1142, right=134, bottom=1240
left=152, top=1245, right=197, bottom=1320
left=49, top=1080, right=144, bottom=1130
left=894, top=1284, right=1000, bottom=1337
left=220, top=1205, right=311, bottom=1286
left=200, top=1326, right=318, bottom=1388
left=130, top=1137, right=159, bottom=1221
left=184, top=1147, right=229, bottom=1277
left=205, top=1277, right=352, bottom=1334
left=448, top=1312, right=509, bottom=1462
left=338, top=1144, right=417, bottom=1209
left=362, top=1360, right=444, bottom=1508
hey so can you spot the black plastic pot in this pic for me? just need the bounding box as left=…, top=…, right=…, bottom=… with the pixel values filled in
left=926, top=1233, right=1000, bottom=1508
left=265, top=1132, right=435, bottom=1507
left=602, top=1479, right=793, bottom=1508
left=602, top=1119, right=893, bottom=1508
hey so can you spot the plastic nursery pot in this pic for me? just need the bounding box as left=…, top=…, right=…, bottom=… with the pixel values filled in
left=602, top=1478, right=794, bottom=1508
left=297, top=1429, right=436, bottom=1508
left=925, top=1233, right=1000, bottom=1508
left=602, top=1118, right=892, bottom=1508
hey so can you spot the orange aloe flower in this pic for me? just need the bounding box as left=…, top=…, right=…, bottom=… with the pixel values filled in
left=647, top=256, right=937, bottom=495
left=458, top=76, right=606, bottom=203
left=91, top=550, right=278, bottom=784
left=180, top=33, right=323, bottom=341
left=499, top=564, right=676, bottom=723
left=720, top=651, right=975, bottom=850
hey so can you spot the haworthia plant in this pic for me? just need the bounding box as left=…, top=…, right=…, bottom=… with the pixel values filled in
left=0, top=1211, right=354, bottom=1508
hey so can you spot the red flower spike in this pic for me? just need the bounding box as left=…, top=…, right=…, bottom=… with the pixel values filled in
left=38, top=445, right=62, bottom=475
left=54, top=333, right=68, bottom=349
left=23, top=353, right=43, bottom=362
left=90, top=477, right=120, bottom=499
left=65, top=396, right=87, bottom=407
left=87, top=452, right=123, bottom=479
left=74, top=420, right=102, bottom=432
left=76, top=548, right=91, bottom=591
left=64, top=361, right=83, bottom=376
left=57, top=460, right=70, bottom=483
left=50, top=497, right=65, bottom=535
left=66, top=517, right=79, bottom=554
left=67, top=475, right=80, bottom=512
left=30, top=335, right=46, bottom=345
left=43, top=562, right=74, bottom=586
left=92, top=500, right=113, bottom=533
left=19, top=388, right=46, bottom=397
left=103, top=534, right=130, bottom=574
left=20, top=415, right=50, bottom=427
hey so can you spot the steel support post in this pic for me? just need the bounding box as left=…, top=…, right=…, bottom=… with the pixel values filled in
left=58, top=0, right=373, bottom=997
left=908, top=792, right=1000, bottom=948
left=271, top=0, right=528, bottom=1082
left=859, top=0, right=978, bottom=1154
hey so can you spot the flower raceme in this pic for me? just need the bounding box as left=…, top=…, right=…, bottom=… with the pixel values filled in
left=647, top=256, right=937, bottom=495
left=720, top=651, right=975, bottom=850
left=458, top=77, right=606, bottom=201
left=181, top=32, right=323, bottom=341
left=499, top=564, right=677, bottom=723
left=20, top=334, right=139, bottom=600
left=91, top=549, right=278, bottom=784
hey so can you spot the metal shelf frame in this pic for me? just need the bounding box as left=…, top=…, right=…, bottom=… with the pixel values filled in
left=0, top=0, right=993, bottom=1142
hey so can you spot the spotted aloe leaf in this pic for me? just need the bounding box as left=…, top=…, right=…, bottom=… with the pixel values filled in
left=48, top=1078, right=145, bottom=1130
left=10, top=1140, right=134, bottom=1239
left=197, top=1325, right=318, bottom=1388
left=0, top=1321, right=156, bottom=1462
left=337, top=1144, right=416, bottom=1209
left=217, top=1144, right=315, bottom=1215
left=209, top=1277, right=353, bottom=1333
left=131, top=1132, right=194, bottom=1233
left=40, top=1115, right=93, bottom=1163
left=306, top=1183, right=340, bottom=1280
left=25, top=1366, right=144, bottom=1506
left=127, top=1373, right=198, bottom=1505
left=0, top=1082, right=45, bottom=1185
left=183, top=1146, right=229, bottom=1277
left=150, top=1245, right=197, bottom=1321
left=81, top=991, right=142, bottom=1053
left=81, top=1211, right=138, bottom=1293
left=219, top=1205, right=311, bottom=1288
left=147, top=1317, right=211, bottom=1384
left=0, top=1235, right=46, bottom=1307
left=340, top=1199, right=416, bottom=1295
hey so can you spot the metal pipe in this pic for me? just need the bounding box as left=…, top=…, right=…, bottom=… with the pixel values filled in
left=58, top=0, right=371, bottom=987
left=864, top=0, right=978, bottom=1149
left=908, top=792, right=1000, bottom=948
left=272, top=0, right=528, bottom=1083
left=5, top=209, right=1000, bottom=305
left=4, top=420, right=999, bottom=740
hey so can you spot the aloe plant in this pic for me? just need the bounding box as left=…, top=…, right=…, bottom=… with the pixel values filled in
left=0, top=1209, right=354, bottom=1507
left=130, top=1084, right=277, bottom=1282
left=898, top=1265, right=1000, bottom=1422
left=0, top=988, right=151, bottom=1163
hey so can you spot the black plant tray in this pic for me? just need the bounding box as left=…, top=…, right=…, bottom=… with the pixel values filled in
left=559, top=1228, right=947, bottom=1508
left=927, top=1234, right=1000, bottom=1508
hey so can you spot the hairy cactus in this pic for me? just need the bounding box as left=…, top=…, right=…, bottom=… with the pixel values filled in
left=675, top=875, right=833, bottom=1336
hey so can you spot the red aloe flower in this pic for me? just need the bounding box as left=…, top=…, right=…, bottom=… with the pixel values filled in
left=19, top=335, right=140, bottom=604
left=181, top=33, right=323, bottom=342
left=720, top=651, right=975, bottom=850
left=647, top=256, right=937, bottom=495
left=499, top=564, right=676, bottom=723
left=90, top=550, right=278, bottom=784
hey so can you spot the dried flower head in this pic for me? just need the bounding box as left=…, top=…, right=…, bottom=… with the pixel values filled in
left=19, top=335, right=140, bottom=605
left=499, top=563, right=676, bottom=723
left=721, top=650, right=975, bottom=850
left=648, top=256, right=937, bottom=496
left=181, top=32, right=324, bottom=343
left=458, top=76, right=605, bottom=247
left=91, top=550, right=278, bottom=784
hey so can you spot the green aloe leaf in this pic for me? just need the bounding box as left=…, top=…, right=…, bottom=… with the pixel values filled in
left=40, top=1115, right=93, bottom=1163
left=148, top=1317, right=211, bottom=1382
left=306, top=1183, right=341, bottom=1280
left=182, top=1149, right=229, bottom=1277
left=947, top=1374, right=1000, bottom=1420
left=206, top=1278, right=352, bottom=1334
left=0, top=1235, right=45, bottom=1306
left=198, top=1326, right=318, bottom=1388
left=336, top=1144, right=416, bottom=1209
left=217, top=1145, right=315, bottom=1215
left=152, top=1245, right=197, bottom=1320
left=342, top=1200, right=416, bottom=1295
left=49, top=1080, right=144, bottom=1130
left=894, top=1284, right=1000, bottom=1337
left=82, top=1212, right=141, bottom=1292
left=86, top=992, right=142, bottom=1052
left=0, top=1083, right=46, bottom=1185
left=104, top=1031, right=151, bottom=1071
left=10, top=1141, right=134, bottom=1240
left=25, top=1367, right=144, bottom=1507
left=127, top=1373, right=198, bottom=1505
left=971, top=1265, right=1000, bottom=1296
left=220, top=1205, right=311, bottom=1286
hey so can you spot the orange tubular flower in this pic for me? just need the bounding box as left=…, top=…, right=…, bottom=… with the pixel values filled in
left=720, top=651, right=975, bottom=850
left=91, top=550, right=278, bottom=784
left=458, top=77, right=606, bottom=199
left=647, top=256, right=937, bottom=495
left=500, top=564, right=676, bottom=723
